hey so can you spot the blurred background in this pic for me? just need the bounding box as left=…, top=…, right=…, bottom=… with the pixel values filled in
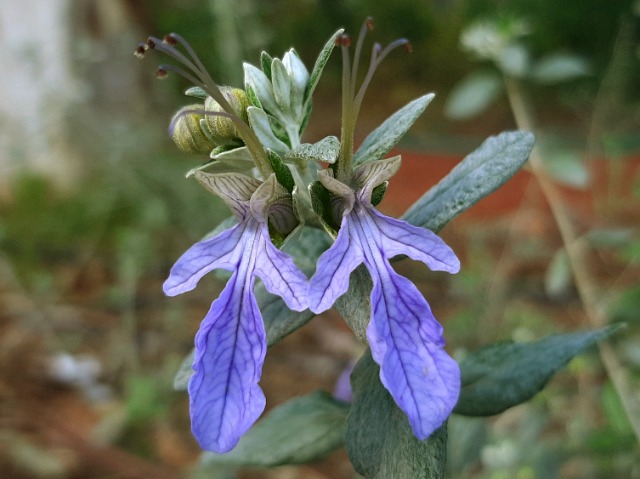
left=1, top=1, right=639, bottom=478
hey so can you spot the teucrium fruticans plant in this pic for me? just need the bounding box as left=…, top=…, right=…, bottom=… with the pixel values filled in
left=136, top=18, right=621, bottom=478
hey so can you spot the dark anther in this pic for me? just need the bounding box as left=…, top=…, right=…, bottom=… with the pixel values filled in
left=365, top=17, right=375, bottom=31
left=156, top=67, right=168, bottom=79
left=403, top=43, right=413, bottom=53
left=163, top=34, right=178, bottom=46
left=145, top=38, right=156, bottom=49
left=134, top=44, right=147, bottom=58
left=337, top=34, right=351, bottom=47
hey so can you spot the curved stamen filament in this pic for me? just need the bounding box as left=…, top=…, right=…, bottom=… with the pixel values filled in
left=336, top=18, right=411, bottom=183
left=354, top=38, right=409, bottom=113
left=138, top=34, right=273, bottom=178
left=350, top=17, right=374, bottom=99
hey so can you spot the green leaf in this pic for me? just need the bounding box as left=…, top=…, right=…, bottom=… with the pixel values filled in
left=345, top=349, right=448, bottom=479
left=454, top=325, right=623, bottom=416
left=444, top=71, right=503, bottom=120
left=197, top=391, right=349, bottom=468
left=353, top=94, right=435, bottom=166
left=530, top=53, right=591, bottom=84
left=402, top=131, right=534, bottom=233
left=303, top=28, right=344, bottom=108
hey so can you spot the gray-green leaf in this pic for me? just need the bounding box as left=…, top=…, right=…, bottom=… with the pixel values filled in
left=173, top=349, right=194, bottom=391
left=197, top=391, right=349, bottom=468
left=540, top=148, right=590, bottom=188
left=353, top=94, right=435, bottom=166
left=345, top=349, right=448, bottom=479
left=286, top=136, right=340, bottom=164
left=530, top=53, right=591, bottom=84
left=402, top=131, right=534, bottom=233
left=454, top=325, right=623, bottom=416
left=497, top=43, right=530, bottom=78
left=444, top=71, right=502, bottom=120
left=304, top=28, right=344, bottom=108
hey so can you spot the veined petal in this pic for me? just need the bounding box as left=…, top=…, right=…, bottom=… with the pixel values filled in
left=189, top=269, right=267, bottom=453
left=254, top=225, right=308, bottom=311
left=366, top=265, right=460, bottom=439
left=307, top=216, right=364, bottom=313
left=163, top=222, right=247, bottom=296
left=369, top=208, right=460, bottom=274
left=353, top=155, right=402, bottom=200
left=194, top=171, right=261, bottom=219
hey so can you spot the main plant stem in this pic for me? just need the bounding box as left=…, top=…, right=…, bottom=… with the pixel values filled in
left=504, top=75, right=640, bottom=444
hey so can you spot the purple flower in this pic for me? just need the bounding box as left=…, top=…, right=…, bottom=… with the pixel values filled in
left=308, top=156, right=461, bottom=439
left=164, top=172, right=307, bottom=453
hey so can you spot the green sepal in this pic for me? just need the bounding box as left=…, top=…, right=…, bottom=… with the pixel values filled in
left=266, top=149, right=295, bottom=193
left=454, top=324, right=624, bottom=416
left=196, top=391, right=349, bottom=469
left=371, top=181, right=388, bottom=207
left=345, top=349, right=448, bottom=479
left=184, top=86, right=208, bottom=99
left=309, top=180, right=338, bottom=237
left=260, top=51, right=273, bottom=80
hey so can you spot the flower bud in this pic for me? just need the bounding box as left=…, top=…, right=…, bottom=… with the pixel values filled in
left=170, top=105, right=216, bottom=154
left=204, top=86, right=250, bottom=146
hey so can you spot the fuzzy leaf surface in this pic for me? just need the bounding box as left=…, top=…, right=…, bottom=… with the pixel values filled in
left=454, top=325, right=622, bottom=416
left=353, top=94, right=434, bottom=166
left=402, top=131, right=534, bottom=233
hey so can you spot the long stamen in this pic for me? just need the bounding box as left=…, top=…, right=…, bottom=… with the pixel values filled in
left=149, top=36, right=202, bottom=80
left=353, top=38, right=410, bottom=112
left=350, top=17, right=374, bottom=99
left=336, top=19, right=411, bottom=183
left=164, top=33, right=236, bottom=115
left=157, top=64, right=203, bottom=87
left=136, top=33, right=273, bottom=178
left=336, top=34, right=354, bottom=182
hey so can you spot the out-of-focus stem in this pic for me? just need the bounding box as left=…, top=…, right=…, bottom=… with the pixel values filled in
left=504, top=75, right=640, bottom=445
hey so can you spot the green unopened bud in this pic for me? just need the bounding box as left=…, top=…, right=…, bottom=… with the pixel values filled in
left=204, top=86, right=250, bottom=146
left=170, top=104, right=216, bottom=154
